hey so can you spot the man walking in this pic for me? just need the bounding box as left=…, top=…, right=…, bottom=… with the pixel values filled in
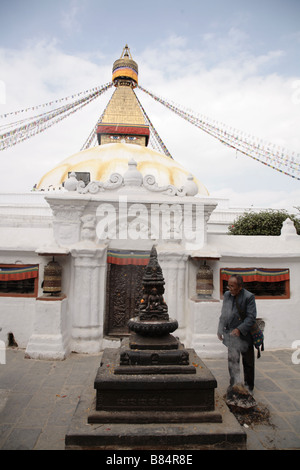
left=217, top=274, right=257, bottom=392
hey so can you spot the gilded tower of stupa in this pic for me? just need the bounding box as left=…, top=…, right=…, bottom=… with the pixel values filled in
left=36, top=46, right=209, bottom=196
left=96, top=45, right=150, bottom=147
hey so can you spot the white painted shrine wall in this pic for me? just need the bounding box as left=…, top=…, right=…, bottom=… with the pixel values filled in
left=0, top=250, right=44, bottom=348
left=0, top=193, right=299, bottom=358
left=186, top=232, right=300, bottom=357
left=0, top=296, right=36, bottom=348
left=0, top=198, right=65, bottom=350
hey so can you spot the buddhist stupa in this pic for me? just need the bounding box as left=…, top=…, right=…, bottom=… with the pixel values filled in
left=37, top=45, right=209, bottom=195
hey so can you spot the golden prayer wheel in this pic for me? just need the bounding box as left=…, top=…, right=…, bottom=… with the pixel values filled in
left=43, top=260, right=62, bottom=295
left=196, top=261, right=213, bottom=297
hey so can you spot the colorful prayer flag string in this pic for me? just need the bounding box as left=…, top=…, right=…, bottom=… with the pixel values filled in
left=0, top=83, right=113, bottom=151
left=138, top=85, right=300, bottom=181
left=80, top=86, right=115, bottom=151
left=134, top=89, right=173, bottom=159
left=0, top=85, right=110, bottom=120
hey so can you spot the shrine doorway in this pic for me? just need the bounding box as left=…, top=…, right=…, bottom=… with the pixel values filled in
left=104, top=250, right=150, bottom=338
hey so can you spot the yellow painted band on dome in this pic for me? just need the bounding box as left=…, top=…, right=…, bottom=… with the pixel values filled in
left=38, top=163, right=70, bottom=189
left=137, top=161, right=177, bottom=187
left=37, top=143, right=209, bottom=195
left=112, top=68, right=138, bottom=83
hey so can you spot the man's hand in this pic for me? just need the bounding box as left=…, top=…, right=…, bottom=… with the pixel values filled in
left=230, top=328, right=240, bottom=337
left=217, top=333, right=223, bottom=341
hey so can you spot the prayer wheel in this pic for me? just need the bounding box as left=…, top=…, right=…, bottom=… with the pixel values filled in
left=43, top=260, right=62, bottom=295
left=196, top=261, right=213, bottom=297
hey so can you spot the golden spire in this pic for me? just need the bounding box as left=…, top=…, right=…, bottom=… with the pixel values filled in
left=96, top=46, right=149, bottom=146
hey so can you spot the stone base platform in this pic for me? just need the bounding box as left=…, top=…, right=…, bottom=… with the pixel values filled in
left=92, top=347, right=219, bottom=420
left=65, top=345, right=246, bottom=450
left=65, top=384, right=246, bottom=450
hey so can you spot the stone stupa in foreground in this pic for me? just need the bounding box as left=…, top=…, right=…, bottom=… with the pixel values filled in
left=65, top=247, right=246, bottom=450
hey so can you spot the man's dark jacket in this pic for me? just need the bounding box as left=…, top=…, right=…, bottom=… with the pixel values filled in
left=218, top=288, right=257, bottom=340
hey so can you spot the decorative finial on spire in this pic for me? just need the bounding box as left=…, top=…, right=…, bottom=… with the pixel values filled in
left=112, top=45, right=138, bottom=87
left=121, top=44, right=132, bottom=59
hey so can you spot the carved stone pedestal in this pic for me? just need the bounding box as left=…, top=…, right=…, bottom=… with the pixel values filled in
left=65, top=247, right=246, bottom=449
left=90, top=246, right=222, bottom=424
left=90, top=344, right=221, bottom=424
left=117, top=336, right=192, bottom=372
left=25, top=296, right=69, bottom=360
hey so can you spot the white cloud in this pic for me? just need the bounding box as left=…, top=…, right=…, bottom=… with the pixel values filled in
left=0, top=34, right=299, bottom=212
left=0, top=80, right=5, bottom=104
left=60, top=0, right=82, bottom=35
left=1, top=41, right=109, bottom=108
left=210, top=187, right=300, bottom=212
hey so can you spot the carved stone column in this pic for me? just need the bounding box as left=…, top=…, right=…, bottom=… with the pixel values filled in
left=157, top=248, right=188, bottom=334
left=70, top=243, right=107, bottom=353
left=45, top=197, right=88, bottom=246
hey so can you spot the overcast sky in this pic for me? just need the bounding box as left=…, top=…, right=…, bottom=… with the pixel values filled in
left=0, top=0, right=300, bottom=210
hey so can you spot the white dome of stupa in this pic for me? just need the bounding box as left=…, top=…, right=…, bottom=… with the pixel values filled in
left=37, top=142, right=209, bottom=195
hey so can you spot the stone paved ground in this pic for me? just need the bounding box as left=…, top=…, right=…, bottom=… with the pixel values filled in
left=206, top=349, right=300, bottom=450
left=0, top=347, right=300, bottom=450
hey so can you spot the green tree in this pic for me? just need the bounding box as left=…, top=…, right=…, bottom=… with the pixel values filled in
left=228, top=209, right=300, bottom=236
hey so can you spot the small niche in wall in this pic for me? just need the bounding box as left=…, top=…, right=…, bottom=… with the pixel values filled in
left=220, top=268, right=290, bottom=299
left=0, top=264, right=39, bottom=298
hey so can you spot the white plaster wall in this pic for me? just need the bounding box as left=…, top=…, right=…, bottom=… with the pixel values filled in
left=0, top=251, right=43, bottom=348
left=186, top=229, right=300, bottom=355
left=0, top=297, right=36, bottom=348
left=186, top=298, right=226, bottom=357
left=0, top=193, right=299, bottom=358
left=255, top=258, right=300, bottom=349
left=0, top=224, right=70, bottom=351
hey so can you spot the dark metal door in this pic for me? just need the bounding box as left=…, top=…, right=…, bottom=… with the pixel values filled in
left=105, top=263, right=145, bottom=337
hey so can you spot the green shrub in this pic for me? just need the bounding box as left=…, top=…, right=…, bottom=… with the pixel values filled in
left=228, top=209, right=300, bottom=236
